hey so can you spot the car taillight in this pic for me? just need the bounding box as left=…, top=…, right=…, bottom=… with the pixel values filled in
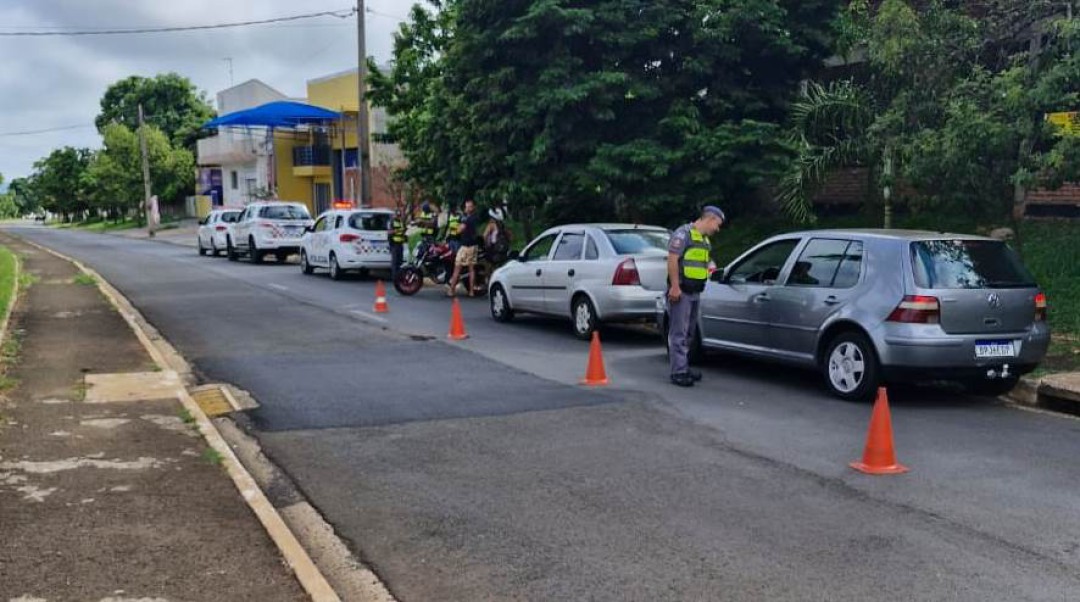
left=215, top=225, right=227, bottom=231
left=340, top=233, right=360, bottom=243
left=612, top=258, right=640, bottom=286
left=1035, top=292, right=1047, bottom=322
left=886, top=295, right=940, bottom=324
left=258, top=221, right=274, bottom=228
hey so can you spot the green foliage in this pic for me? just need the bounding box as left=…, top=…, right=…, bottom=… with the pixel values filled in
left=95, top=73, right=215, bottom=149
left=373, top=0, right=841, bottom=228
left=84, top=123, right=195, bottom=219
left=5, top=177, right=41, bottom=216
left=0, top=246, right=16, bottom=323
left=783, top=1, right=1080, bottom=224
left=29, top=147, right=94, bottom=221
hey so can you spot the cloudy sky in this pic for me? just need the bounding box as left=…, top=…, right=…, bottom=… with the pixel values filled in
left=0, top=1, right=406, bottom=182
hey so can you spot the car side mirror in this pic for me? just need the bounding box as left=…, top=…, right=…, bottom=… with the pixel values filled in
left=304, top=226, right=314, bottom=234
left=509, top=250, right=522, bottom=261
left=710, top=270, right=725, bottom=283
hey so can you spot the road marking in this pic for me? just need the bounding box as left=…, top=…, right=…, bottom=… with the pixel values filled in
left=350, top=309, right=388, bottom=324
left=268, top=283, right=289, bottom=291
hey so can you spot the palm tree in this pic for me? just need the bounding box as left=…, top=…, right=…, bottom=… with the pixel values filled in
left=776, top=80, right=900, bottom=227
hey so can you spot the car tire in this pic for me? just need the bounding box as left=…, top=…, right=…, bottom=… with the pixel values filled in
left=227, top=237, right=238, bottom=262
left=969, top=377, right=1020, bottom=398
left=249, top=237, right=263, bottom=264
left=490, top=284, right=514, bottom=323
left=823, top=331, right=880, bottom=401
left=300, top=250, right=314, bottom=275
left=328, top=253, right=343, bottom=281
left=571, top=295, right=598, bottom=341
left=211, top=241, right=219, bottom=257
left=198, top=239, right=207, bottom=256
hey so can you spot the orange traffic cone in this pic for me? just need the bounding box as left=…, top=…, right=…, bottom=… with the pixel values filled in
left=448, top=298, right=469, bottom=340
left=581, top=331, right=609, bottom=386
left=850, top=387, right=909, bottom=475
left=373, top=280, right=389, bottom=313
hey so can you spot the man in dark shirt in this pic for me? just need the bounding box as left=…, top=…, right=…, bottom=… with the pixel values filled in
left=447, top=199, right=483, bottom=296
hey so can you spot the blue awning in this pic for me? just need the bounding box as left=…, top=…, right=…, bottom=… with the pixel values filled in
left=202, top=101, right=341, bottom=129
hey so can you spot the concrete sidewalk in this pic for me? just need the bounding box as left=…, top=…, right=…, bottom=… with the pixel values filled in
left=0, top=233, right=305, bottom=601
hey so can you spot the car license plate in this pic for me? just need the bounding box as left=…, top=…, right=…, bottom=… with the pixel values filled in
left=975, top=341, right=1016, bottom=359
left=370, top=240, right=388, bottom=249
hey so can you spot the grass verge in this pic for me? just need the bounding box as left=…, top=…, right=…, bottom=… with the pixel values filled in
left=0, top=246, right=16, bottom=320
left=51, top=218, right=141, bottom=232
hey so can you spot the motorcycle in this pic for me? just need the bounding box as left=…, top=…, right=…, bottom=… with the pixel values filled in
left=394, top=240, right=488, bottom=296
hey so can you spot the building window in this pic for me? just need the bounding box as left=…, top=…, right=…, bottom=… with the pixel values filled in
left=231, top=171, right=239, bottom=190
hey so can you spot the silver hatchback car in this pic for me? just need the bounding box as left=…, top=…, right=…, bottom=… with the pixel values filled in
left=489, top=224, right=670, bottom=339
left=658, top=229, right=1050, bottom=400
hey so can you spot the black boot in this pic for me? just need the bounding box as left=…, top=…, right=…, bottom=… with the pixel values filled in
left=670, top=373, right=695, bottom=387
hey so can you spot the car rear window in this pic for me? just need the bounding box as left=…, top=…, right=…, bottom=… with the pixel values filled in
left=259, top=205, right=310, bottom=220
left=605, top=229, right=670, bottom=255
left=220, top=211, right=240, bottom=223
left=911, top=240, right=1036, bottom=289
left=349, top=213, right=391, bottom=231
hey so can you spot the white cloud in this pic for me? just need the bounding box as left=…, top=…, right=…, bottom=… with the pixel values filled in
left=0, top=0, right=405, bottom=179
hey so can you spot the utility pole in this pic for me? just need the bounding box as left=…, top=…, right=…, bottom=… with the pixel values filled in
left=137, top=104, right=155, bottom=238
left=223, top=57, right=234, bottom=86
left=356, top=0, right=372, bottom=208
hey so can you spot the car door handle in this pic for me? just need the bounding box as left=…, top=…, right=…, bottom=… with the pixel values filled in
left=754, top=293, right=771, bottom=303
left=824, top=296, right=841, bottom=305
left=568, top=269, right=575, bottom=277
left=535, top=269, right=542, bottom=277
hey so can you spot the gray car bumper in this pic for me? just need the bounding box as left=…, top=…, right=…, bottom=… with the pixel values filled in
left=874, top=323, right=1050, bottom=376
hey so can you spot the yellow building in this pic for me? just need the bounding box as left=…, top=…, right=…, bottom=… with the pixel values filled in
left=197, top=72, right=402, bottom=218
left=307, top=68, right=404, bottom=211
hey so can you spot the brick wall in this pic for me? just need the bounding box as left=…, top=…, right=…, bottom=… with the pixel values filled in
left=1026, top=183, right=1080, bottom=204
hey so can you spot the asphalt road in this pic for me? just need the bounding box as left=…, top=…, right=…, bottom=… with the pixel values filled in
left=9, top=225, right=1080, bottom=601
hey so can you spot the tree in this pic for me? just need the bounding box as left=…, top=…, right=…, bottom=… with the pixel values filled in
left=778, top=0, right=983, bottom=225
left=369, top=1, right=466, bottom=206
left=7, top=177, right=40, bottom=216
left=84, top=123, right=195, bottom=221
left=95, top=73, right=215, bottom=150
left=374, top=0, right=841, bottom=230
left=782, top=0, right=1078, bottom=225
left=30, top=147, right=94, bottom=222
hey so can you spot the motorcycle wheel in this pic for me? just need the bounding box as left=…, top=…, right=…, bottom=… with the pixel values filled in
left=394, top=266, right=424, bottom=296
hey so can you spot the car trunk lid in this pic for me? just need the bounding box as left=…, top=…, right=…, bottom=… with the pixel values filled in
left=909, top=239, right=1039, bottom=334
left=632, top=255, right=669, bottom=291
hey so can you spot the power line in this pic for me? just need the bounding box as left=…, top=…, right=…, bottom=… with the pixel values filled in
left=0, top=124, right=93, bottom=137
left=0, top=8, right=356, bottom=37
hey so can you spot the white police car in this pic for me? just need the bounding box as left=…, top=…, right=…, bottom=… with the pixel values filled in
left=300, top=208, right=394, bottom=280
left=197, top=208, right=241, bottom=257
left=227, top=201, right=314, bottom=264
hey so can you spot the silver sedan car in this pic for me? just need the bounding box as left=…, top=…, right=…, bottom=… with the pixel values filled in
left=658, top=229, right=1050, bottom=400
left=489, top=224, right=670, bottom=339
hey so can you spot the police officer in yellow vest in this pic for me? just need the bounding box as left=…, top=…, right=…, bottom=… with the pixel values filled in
left=667, top=206, right=725, bottom=387
left=388, top=207, right=408, bottom=283
left=444, top=203, right=464, bottom=253
left=416, top=202, right=437, bottom=240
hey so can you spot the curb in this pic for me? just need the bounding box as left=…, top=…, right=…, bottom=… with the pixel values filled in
left=17, top=236, right=342, bottom=602
left=1007, top=375, right=1080, bottom=417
